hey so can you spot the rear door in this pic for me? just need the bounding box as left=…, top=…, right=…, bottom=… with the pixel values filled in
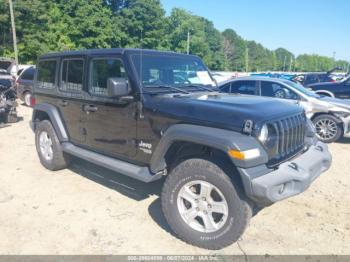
left=56, top=57, right=87, bottom=145
left=82, top=56, right=137, bottom=158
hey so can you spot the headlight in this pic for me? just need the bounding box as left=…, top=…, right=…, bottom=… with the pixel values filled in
left=258, top=124, right=269, bottom=143
left=333, top=111, right=350, bottom=118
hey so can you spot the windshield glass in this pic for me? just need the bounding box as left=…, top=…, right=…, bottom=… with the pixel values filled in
left=282, top=79, right=320, bottom=98
left=0, top=61, right=12, bottom=71
left=131, top=54, right=217, bottom=92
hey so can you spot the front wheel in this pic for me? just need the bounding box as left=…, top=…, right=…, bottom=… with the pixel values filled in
left=313, top=114, right=343, bottom=143
left=161, top=158, right=252, bottom=250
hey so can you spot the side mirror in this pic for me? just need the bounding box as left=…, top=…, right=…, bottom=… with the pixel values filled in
left=107, top=78, right=129, bottom=97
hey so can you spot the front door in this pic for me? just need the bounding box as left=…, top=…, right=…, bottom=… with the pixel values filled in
left=82, top=57, right=137, bottom=158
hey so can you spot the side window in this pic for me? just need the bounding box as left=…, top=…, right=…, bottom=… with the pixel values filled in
left=261, top=81, right=299, bottom=100
left=20, top=68, right=35, bottom=81
left=220, top=83, right=231, bottom=93
left=305, top=75, right=319, bottom=85
left=37, top=60, right=57, bottom=89
left=60, top=59, right=84, bottom=92
left=231, top=81, right=257, bottom=95
left=90, top=58, right=126, bottom=96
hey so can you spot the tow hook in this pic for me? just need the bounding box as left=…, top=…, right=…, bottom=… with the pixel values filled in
left=288, top=162, right=299, bottom=171
left=316, top=146, right=324, bottom=152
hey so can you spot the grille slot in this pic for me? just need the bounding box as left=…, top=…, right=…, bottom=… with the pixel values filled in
left=268, top=113, right=306, bottom=166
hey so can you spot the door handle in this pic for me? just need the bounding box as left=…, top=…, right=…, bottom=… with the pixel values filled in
left=60, top=100, right=69, bottom=107
left=83, top=104, right=98, bottom=113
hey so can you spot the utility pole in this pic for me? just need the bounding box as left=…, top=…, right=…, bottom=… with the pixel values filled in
left=283, top=56, right=287, bottom=72
left=187, top=30, right=191, bottom=55
left=289, top=56, right=293, bottom=72
left=9, top=0, right=19, bottom=72
left=245, top=47, right=249, bottom=73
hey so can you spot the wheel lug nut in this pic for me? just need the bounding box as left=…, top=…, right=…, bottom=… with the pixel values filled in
left=202, top=197, right=206, bottom=201
left=208, top=204, right=212, bottom=209
left=195, top=199, right=199, bottom=203
left=203, top=211, right=208, bottom=215
left=196, top=208, right=200, bottom=212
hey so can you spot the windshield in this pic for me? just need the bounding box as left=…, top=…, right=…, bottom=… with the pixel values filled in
left=131, top=54, right=217, bottom=92
left=0, top=61, right=12, bottom=71
left=282, top=79, right=320, bottom=98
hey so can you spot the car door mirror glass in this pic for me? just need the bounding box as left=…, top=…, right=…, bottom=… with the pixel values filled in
left=107, top=78, right=129, bottom=97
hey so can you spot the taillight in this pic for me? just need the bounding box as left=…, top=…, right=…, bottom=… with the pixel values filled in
left=30, top=96, right=36, bottom=107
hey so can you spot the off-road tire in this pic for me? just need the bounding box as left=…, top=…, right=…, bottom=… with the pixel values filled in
left=312, top=114, right=343, bottom=143
left=161, top=158, right=252, bottom=250
left=35, top=120, right=70, bottom=171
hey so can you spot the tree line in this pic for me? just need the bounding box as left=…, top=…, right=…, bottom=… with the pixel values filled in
left=0, top=0, right=348, bottom=72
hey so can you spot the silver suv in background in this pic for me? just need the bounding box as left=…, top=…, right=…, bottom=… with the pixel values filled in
left=16, top=66, right=35, bottom=106
left=219, top=77, right=350, bottom=143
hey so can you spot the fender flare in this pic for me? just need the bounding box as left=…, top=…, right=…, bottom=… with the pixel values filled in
left=315, top=90, right=335, bottom=98
left=149, top=124, right=268, bottom=173
left=32, top=103, right=69, bottom=142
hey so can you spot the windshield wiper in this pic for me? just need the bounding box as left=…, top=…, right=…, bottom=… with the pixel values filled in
left=143, top=85, right=190, bottom=95
left=182, top=84, right=217, bottom=92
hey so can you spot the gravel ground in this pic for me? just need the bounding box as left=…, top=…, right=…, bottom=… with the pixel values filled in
left=0, top=104, right=349, bottom=255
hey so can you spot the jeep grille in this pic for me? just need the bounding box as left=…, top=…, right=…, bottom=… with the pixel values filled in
left=267, top=113, right=307, bottom=167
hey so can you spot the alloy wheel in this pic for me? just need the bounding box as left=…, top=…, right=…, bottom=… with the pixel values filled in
left=177, top=180, right=229, bottom=233
left=315, top=118, right=338, bottom=141
left=39, top=131, right=53, bottom=161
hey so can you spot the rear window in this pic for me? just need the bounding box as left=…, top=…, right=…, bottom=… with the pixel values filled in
left=37, top=60, right=57, bottom=89
left=20, top=68, right=35, bottom=81
left=60, top=59, right=84, bottom=92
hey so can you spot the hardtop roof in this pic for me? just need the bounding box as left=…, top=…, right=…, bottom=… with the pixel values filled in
left=38, top=48, right=199, bottom=60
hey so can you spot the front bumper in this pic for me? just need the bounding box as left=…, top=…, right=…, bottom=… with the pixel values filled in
left=341, top=115, right=350, bottom=138
left=238, top=141, right=332, bottom=206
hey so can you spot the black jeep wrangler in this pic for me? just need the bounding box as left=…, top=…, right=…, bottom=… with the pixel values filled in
left=31, top=49, right=332, bottom=250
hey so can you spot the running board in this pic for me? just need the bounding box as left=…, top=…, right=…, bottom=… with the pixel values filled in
left=62, top=143, right=163, bottom=183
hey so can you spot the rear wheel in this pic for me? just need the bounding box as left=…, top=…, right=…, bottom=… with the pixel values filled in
left=35, top=120, right=70, bottom=171
left=161, top=158, right=252, bottom=250
left=313, top=114, right=343, bottom=143
left=24, top=92, right=32, bottom=107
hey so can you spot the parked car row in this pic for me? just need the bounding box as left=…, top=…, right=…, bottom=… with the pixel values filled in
left=292, top=67, right=343, bottom=86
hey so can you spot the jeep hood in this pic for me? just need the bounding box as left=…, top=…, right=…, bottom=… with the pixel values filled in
left=145, top=92, right=303, bottom=132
